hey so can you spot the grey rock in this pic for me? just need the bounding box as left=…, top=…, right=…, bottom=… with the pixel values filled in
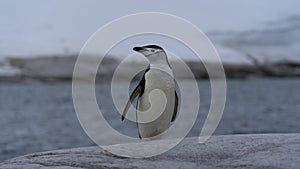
left=1, top=134, right=299, bottom=169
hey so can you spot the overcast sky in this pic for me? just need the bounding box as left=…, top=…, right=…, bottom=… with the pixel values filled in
left=1, top=0, right=300, bottom=57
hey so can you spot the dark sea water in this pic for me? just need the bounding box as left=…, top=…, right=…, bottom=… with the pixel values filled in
left=0, top=78, right=299, bottom=162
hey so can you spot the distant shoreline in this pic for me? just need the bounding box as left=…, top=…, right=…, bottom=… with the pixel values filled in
left=1, top=55, right=299, bottom=82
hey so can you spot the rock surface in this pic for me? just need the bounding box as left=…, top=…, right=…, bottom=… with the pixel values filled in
left=1, top=134, right=299, bottom=169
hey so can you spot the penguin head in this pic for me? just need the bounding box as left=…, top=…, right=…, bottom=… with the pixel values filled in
left=133, top=45, right=164, bottom=57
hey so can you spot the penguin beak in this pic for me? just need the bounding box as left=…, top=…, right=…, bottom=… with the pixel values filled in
left=133, top=46, right=145, bottom=52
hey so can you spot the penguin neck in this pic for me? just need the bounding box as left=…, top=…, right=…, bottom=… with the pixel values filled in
left=147, top=52, right=173, bottom=76
left=147, top=52, right=169, bottom=66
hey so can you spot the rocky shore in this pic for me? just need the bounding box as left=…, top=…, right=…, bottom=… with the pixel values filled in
left=1, top=55, right=299, bottom=82
left=1, top=134, right=299, bottom=169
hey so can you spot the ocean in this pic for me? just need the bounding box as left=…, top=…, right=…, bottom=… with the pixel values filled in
left=0, top=78, right=299, bottom=162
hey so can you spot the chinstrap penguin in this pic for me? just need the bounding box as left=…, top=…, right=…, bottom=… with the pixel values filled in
left=121, top=45, right=178, bottom=140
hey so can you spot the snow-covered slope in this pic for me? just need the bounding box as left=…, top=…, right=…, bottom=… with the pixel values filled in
left=209, top=15, right=300, bottom=64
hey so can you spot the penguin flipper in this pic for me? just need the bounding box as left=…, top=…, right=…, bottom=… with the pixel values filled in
left=121, top=66, right=149, bottom=121
left=171, top=90, right=178, bottom=122
left=121, top=85, right=142, bottom=121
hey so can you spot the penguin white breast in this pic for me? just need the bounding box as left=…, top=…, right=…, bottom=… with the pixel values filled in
left=137, top=67, right=175, bottom=139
